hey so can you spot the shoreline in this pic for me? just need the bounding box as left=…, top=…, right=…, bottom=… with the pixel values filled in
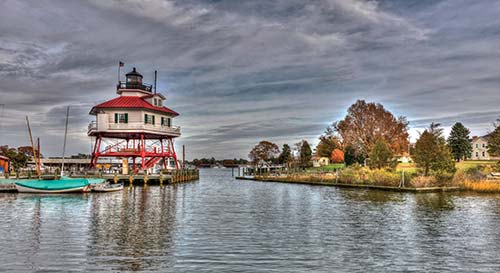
left=235, top=176, right=461, bottom=193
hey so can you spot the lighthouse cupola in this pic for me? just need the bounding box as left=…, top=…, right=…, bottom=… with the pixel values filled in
left=118, top=66, right=153, bottom=93
left=126, top=67, right=143, bottom=85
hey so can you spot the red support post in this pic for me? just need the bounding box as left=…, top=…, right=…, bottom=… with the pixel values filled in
left=141, top=134, right=145, bottom=170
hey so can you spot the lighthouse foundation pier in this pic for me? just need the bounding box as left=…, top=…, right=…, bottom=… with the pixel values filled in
left=81, top=169, right=200, bottom=186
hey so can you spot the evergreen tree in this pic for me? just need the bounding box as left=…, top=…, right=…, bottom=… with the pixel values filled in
left=299, top=140, right=312, bottom=168
left=414, top=123, right=456, bottom=176
left=278, top=144, right=293, bottom=166
left=344, top=145, right=364, bottom=166
left=368, top=139, right=393, bottom=169
left=487, top=118, right=500, bottom=159
left=447, top=122, right=472, bottom=161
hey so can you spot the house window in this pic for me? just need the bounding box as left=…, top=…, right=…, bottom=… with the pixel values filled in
left=114, top=113, right=128, bottom=124
left=482, top=151, right=486, bottom=157
left=476, top=152, right=479, bottom=157
left=482, top=143, right=486, bottom=148
left=476, top=144, right=479, bottom=148
left=144, top=114, right=155, bottom=125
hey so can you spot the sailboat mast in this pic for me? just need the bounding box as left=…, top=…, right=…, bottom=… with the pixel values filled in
left=61, top=106, right=70, bottom=177
left=26, top=116, right=40, bottom=178
left=0, top=104, right=4, bottom=144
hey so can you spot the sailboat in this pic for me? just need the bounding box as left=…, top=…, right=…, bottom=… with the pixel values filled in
left=15, top=107, right=106, bottom=193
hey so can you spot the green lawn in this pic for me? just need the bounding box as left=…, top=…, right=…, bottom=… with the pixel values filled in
left=456, top=160, right=498, bottom=170
left=312, top=163, right=345, bottom=171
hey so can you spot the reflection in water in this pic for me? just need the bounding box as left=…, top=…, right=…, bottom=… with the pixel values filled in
left=2, top=170, right=500, bottom=272
left=86, top=187, right=179, bottom=271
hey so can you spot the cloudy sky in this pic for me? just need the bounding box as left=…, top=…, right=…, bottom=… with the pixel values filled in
left=0, top=0, right=499, bottom=159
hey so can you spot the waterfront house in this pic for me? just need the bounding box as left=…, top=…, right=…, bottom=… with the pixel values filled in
left=0, top=155, right=9, bottom=174
left=470, top=135, right=500, bottom=160
left=312, top=156, right=330, bottom=167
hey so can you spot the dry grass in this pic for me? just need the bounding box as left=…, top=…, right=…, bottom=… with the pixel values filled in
left=463, top=179, right=500, bottom=192
left=409, top=176, right=438, bottom=188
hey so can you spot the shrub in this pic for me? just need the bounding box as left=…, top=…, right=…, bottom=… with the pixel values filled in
left=331, top=149, right=345, bottom=163
left=409, top=176, right=438, bottom=188
left=367, top=169, right=400, bottom=186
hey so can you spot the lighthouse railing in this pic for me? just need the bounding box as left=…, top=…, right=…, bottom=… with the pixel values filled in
left=88, top=121, right=180, bottom=135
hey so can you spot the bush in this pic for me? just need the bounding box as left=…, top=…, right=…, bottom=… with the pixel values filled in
left=338, top=166, right=400, bottom=186
left=331, top=149, right=345, bottom=163
left=409, top=176, right=438, bottom=188
left=367, top=169, right=400, bottom=186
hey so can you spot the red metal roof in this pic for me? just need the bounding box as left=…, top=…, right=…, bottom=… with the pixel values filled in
left=90, top=96, right=179, bottom=116
left=0, top=155, right=9, bottom=161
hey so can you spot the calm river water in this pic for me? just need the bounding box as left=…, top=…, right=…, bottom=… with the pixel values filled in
left=2, top=169, right=500, bottom=272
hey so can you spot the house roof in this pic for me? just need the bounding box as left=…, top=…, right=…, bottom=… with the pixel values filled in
left=90, top=96, right=179, bottom=116
left=0, top=155, right=9, bottom=161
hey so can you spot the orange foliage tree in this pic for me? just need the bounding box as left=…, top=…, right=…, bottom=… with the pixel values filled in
left=331, top=100, right=409, bottom=156
left=331, top=149, right=345, bottom=163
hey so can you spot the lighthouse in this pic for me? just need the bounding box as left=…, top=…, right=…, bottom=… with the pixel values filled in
left=88, top=67, right=180, bottom=173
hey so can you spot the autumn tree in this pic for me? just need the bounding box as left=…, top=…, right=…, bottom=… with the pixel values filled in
left=249, top=141, right=280, bottom=167
left=331, top=149, right=344, bottom=163
left=487, top=118, right=500, bottom=161
left=447, top=122, right=472, bottom=161
left=368, top=139, right=394, bottom=169
left=329, top=100, right=409, bottom=158
left=0, top=146, right=29, bottom=172
left=413, top=123, right=456, bottom=176
left=278, top=144, right=293, bottom=166
left=316, top=127, right=341, bottom=157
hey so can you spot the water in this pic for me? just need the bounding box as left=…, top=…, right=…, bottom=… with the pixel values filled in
left=2, top=169, right=500, bottom=272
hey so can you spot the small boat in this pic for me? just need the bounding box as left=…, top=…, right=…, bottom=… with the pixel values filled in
left=92, top=182, right=124, bottom=192
left=15, top=178, right=93, bottom=193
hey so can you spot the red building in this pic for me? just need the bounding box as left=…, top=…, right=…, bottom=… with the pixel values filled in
left=0, top=155, right=9, bottom=174
left=88, top=67, right=181, bottom=174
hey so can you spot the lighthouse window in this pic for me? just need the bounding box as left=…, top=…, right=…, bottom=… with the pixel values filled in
left=161, top=117, right=171, bottom=127
left=144, top=114, right=155, bottom=125
left=114, top=113, right=128, bottom=124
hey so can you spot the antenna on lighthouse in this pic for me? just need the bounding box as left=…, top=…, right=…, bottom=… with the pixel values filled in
left=154, top=70, right=157, bottom=94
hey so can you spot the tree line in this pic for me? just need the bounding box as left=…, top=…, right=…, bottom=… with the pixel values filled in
left=248, top=99, right=500, bottom=177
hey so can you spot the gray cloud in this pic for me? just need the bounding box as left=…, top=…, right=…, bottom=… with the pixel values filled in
left=0, top=0, right=499, bottom=159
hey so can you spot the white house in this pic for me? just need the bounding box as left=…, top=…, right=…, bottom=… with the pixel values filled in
left=470, top=135, right=499, bottom=160
left=312, top=156, right=330, bottom=167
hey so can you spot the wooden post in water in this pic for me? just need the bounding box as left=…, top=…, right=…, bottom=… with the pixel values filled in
left=129, top=175, right=134, bottom=188
left=182, top=145, right=186, bottom=169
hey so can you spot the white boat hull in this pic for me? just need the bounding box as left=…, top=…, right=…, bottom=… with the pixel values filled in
left=15, top=184, right=88, bottom=193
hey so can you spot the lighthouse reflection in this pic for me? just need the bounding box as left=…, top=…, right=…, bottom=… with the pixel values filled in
left=87, top=186, right=179, bottom=271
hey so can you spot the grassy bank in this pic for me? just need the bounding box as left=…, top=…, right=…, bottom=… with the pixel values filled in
left=249, top=160, right=500, bottom=193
